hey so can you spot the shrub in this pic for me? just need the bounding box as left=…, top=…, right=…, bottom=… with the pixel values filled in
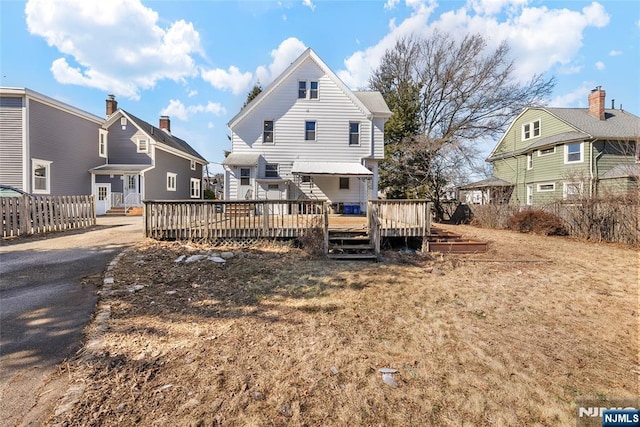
left=506, top=209, right=567, bottom=236
left=297, top=219, right=325, bottom=257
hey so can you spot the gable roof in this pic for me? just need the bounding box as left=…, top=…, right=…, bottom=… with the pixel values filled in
left=227, top=48, right=382, bottom=128
left=488, top=106, right=640, bottom=161
left=353, top=91, right=392, bottom=118
left=105, top=109, right=206, bottom=163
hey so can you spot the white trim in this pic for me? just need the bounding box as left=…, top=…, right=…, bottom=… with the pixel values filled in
left=190, top=159, right=196, bottom=170
left=537, top=146, right=556, bottom=156
left=190, top=177, right=201, bottom=198
left=99, top=129, right=108, bottom=158
left=563, top=181, right=583, bottom=200
left=564, top=142, right=584, bottom=164
left=526, top=185, right=533, bottom=205
left=536, top=182, right=556, bottom=192
left=263, top=119, right=274, bottom=144
left=526, top=153, right=533, bottom=170
left=305, top=120, right=316, bottom=141
left=137, top=137, right=149, bottom=153
left=0, top=87, right=104, bottom=123
left=349, top=121, right=360, bottom=146
left=31, top=158, right=52, bottom=194
left=521, top=118, right=541, bottom=141
left=167, top=172, right=177, bottom=191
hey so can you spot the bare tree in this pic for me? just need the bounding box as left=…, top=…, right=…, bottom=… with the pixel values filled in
left=370, top=32, right=555, bottom=220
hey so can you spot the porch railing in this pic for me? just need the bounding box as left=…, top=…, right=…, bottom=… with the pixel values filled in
left=368, top=199, right=431, bottom=237
left=124, top=192, right=142, bottom=211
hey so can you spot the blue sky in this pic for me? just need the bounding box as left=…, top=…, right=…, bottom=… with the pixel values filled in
left=1, top=0, right=639, bottom=174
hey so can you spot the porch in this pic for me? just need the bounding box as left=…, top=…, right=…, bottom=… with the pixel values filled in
left=143, top=199, right=431, bottom=258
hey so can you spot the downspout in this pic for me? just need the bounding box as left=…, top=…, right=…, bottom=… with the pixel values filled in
left=591, top=139, right=604, bottom=198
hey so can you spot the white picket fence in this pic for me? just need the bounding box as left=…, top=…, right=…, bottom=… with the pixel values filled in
left=1, top=195, right=95, bottom=239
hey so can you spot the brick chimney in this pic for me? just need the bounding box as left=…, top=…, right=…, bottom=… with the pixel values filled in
left=588, top=87, right=606, bottom=120
left=159, top=115, right=171, bottom=134
left=106, top=94, right=118, bottom=117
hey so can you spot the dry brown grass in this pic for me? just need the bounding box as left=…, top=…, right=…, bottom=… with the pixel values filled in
left=50, top=226, right=639, bottom=426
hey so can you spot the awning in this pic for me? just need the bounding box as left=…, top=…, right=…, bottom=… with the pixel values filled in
left=291, top=161, right=373, bottom=177
left=222, top=153, right=261, bottom=166
left=89, top=164, right=153, bottom=175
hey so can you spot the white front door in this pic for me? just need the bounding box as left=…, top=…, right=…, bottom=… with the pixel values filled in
left=95, top=183, right=111, bottom=215
left=124, top=175, right=138, bottom=197
left=237, top=167, right=253, bottom=199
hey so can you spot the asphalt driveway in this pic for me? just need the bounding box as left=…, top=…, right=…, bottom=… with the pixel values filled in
left=0, top=216, right=144, bottom=427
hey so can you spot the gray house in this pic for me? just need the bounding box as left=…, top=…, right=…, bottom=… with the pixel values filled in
left=91, top=96, right=208, bottom=214
left=0, top=87, right=208, bottom=215
left=0, top=87, right=105, bottom=196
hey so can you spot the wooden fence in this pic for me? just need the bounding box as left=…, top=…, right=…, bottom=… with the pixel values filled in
left=144, top=200, right=327, bottom=242
left=368, top=199, right=431, bottom=237
left=1, top=195, right=96, bottom=239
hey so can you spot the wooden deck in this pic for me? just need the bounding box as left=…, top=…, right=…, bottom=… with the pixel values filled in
left=144, top=200, right=431, bottom=251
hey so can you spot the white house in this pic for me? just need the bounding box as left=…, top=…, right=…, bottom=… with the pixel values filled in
left=223, top=48, right=392, bottom=214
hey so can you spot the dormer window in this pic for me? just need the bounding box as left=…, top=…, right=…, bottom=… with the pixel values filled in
left=522, top=119, right=541, bottom=141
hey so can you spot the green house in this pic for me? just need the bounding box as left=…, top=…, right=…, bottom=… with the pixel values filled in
left=461, top=88, right=639, bottom=206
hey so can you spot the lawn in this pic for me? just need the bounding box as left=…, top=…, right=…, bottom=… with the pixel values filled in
left=50, top=224, right=638, bottom=426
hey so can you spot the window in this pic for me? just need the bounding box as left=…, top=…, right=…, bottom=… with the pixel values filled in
left=32, top=159, right=51, bottom=194
left=526, top=185, right=533, bottom=206
left=339, top=177, right=350, bottom=190
left=301, top=175, right=311, bottom=183
left=537, top=183, right=555, bottom=192
left=265, top=163, right=279, bottom=178
left=190, top=159, right=196, bottom=171
left=349, top=122, right=360, bottom=145
left=190, top=178, right=201, bottom=198
left=99, top=129, right=108, bottom=158
left=120, top=117, right=127, bottom=129
left=137, top=138, right=148, bottom=153
left=298, top=81, right=307, bottom=98
left=263, top=120, right=274, bottom=143
left=310, top=81, right=318, bottom=99
left=565, top=142, right=583, bottom=163
left=267, top=184, right=279, bottom=191
left=240, top=168, right=250, bottom=186
left=563, top=182, right=582, bottom=200
left=167, top=172, right=177, bottom=191
left=305, top=121, right=316, bottom=141
left=538, top=147, right=555, bottom=156
left=522, top=119, right=541, bottom=141
left=526, top=153, right=533, bottom=170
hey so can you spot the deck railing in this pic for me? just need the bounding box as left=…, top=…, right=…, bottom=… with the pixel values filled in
left=1, top=195, right=95, bottom=239
left=144, top=199, right=327, bottom=242
left=368, top=199, right=431, bottom=237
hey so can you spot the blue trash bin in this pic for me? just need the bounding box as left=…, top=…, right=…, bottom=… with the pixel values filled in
left=352, top=205, right=360, bottom=215
left=344, top=205, right=353, bottom=214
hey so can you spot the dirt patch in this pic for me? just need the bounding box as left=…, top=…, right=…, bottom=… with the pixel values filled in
left=49, top=226, right=639, bottom=426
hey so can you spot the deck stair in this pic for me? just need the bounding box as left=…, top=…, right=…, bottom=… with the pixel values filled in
left=105, top=206, right=143, bottom=216
left=426, top=227, right=488, bottom=253
left=326, top=229, right=378, bottom=261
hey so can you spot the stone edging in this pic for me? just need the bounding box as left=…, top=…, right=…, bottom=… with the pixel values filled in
left=52, top=248, right=130, bottom=419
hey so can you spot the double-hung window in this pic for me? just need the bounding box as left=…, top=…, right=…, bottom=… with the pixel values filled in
left=526, top=153, right=533, bottom=170
left=563, top=182, right=582, bottom=200
left=339, top=177, right=349, bottom=190
left=349, top=122, right=360, bottom=145
left=32, top=159, right=52, bottom=194
left=190, top=178, right=201, bottom=198
left=263, top=120, right=274, bottom=143
left=309, top=81, right=318, bottom=99
left=99, top=129, right=108, bottom=158
left=190, top=159, right=196, bottom=170
left=298, top=81, right=307, bottom=99
left=167, top=172, right=177, bottom=191
left=240, top=168, right=250, bottom=186
left=265, top=163, right=279, bottom=178
left=305, top=121, right=316, bottom=141
left=565, top=142, right=583, bottom=163
left=522, top=119, right=541, bottom=141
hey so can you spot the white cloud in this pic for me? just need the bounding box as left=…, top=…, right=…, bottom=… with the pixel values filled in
left=557, top=63, right=583, bottom=75
left=160, top=99, right=226, bottom=121
left=595, top=61, right=605, bottom=70
left=208, top=122, right=214, bottom=129
left=384, top=0, right=400, bottom=10
left=609, top=50, right=622, bottom=56
left=302, top=0, right=315, bottom=11
left=25, top=0, right=203, bottom=100
left=255, top=37, right=308, bottom=86
left=188, top=89, right=198, bottom=97
left=551, top=82, right=595, bottom=107
left=337, top=0, right=612, bottom=89
left=201, top=66, right=253, bottom=95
